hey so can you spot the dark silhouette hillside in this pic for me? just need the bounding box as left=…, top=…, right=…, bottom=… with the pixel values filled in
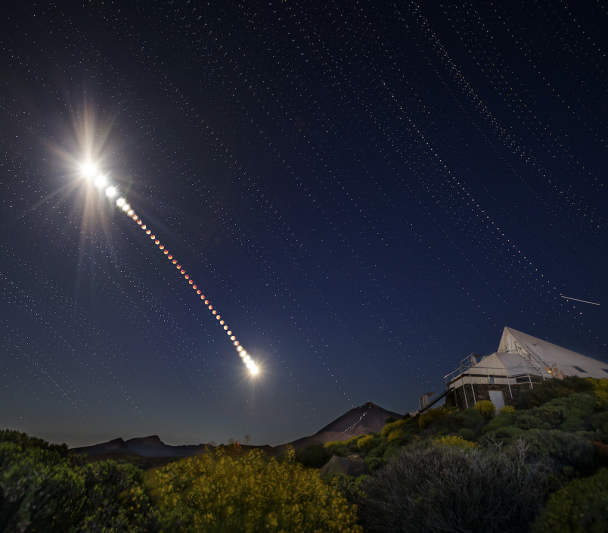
left=73, top=435, right=209, bottom=458
left=289, top=401, right=403, bottom=449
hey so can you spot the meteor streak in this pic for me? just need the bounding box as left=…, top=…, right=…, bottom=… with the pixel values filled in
left=561, top=296, right=600, bottom=306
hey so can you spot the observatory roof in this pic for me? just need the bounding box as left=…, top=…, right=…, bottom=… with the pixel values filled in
left=498, top=327, right=608, bottom=379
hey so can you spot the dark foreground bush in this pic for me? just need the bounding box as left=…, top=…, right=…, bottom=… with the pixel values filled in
left=532, top=468, right=608, bottom=533
left=295, top=442, right=335, bottom=468
left=517, top=430, right=594, bottom=472
left=517, top=376, right=595, bottom=410
left=357, top=439, right=556, bottom=533
left=0, top=430, right=159, bottom=533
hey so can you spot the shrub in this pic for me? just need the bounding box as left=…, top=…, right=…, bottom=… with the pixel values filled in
left=295, top=443, right=334, bottom=468
left=418, top=407, right=449, bottom=428
left=474, top=400, right=496, bottom=419
left=479, top=426, right=525, bottom=442
left=382, top=442, right=401, bottom=460
left=334, top=474, right=369, bottom=502
left=358, top=435, right=375, bottom=451
left=532, top=468, right=608, bottom=533
left=591, top=411, right=608, bottom=442
left=594, top=441, right=608, bottom=469
left=516, top=430, right=594, bottom=471
left=152, top=447, right=362, bottom=533
left=500, top=405, right=516, bottom=415
left=387, top=429, right=405, bottom=444
left=385, top=417, right=397, bottom=424
left=357, top=440, right=555, bottom=533
left=366, top=439, right=389, bottom=461
left=481, top=411, right=518, bottom=435
left=517, top=376, right=595, bottom=410
left=437, top=435, right=477, bottom=449
left=457, top=407, right=486, bottom=429
left=0, top=430, right=159, bottom=532
left=458, top=428, right=476, bottom=441
left=517, top=414, right=550, bottom=431
left=380, top=419, right=408, bottom=437
left=517, top=393, right=597, bottom=432
left=364, top=456, right=386, bottom=472
left=587, top=377, right=608, bottom=409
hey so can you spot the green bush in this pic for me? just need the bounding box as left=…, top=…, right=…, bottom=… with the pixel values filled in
left=333, top=474, right=369, bottom=502
left=364, top=456, right=386, bottom=472
left=516, top=414, right=550, bottom=431
left=517, top=430, right=594, bottom=471
left=479, top=426, right=526, bottom=442
left=458, top=428, right=476, bottom=441
left=357, top=440, right=555, bottom=533
left=366, top=439, right=389, bottom=461
left=151, top=447, right=362, bottom=533
left=481, top=412, right=518, bottom=435
left=532, top=468, right=608, bottom=533
left=517, top=393, right=597, bottom=432
left=382, top=442, right=401, bottom=460
left=591, top=411, right=608, bottom=442
left=295, top=443, right=335, bottom=468
left=457, top=408, right=486, bottom=429
left=474, top=400, right=496, bottom=419
left=0, top=430, right=159, bottom=532
left=517, top=376, right=595, bottom=410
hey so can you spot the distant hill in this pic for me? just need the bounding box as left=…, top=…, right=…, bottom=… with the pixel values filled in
left=72, top=401, right=404, bottom=456
left=288, top=401, right=403, bottom=449
left=72, top=435, right=210, bottom=458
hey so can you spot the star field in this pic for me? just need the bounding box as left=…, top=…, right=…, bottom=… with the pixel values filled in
left=1, top=0, right=606, bottom=447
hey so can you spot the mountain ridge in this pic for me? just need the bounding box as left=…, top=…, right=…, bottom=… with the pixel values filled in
left=71, top=401, right=404, bottom=456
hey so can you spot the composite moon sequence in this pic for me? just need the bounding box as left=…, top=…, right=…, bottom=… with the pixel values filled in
left=1, top=0, right=606, bottom=448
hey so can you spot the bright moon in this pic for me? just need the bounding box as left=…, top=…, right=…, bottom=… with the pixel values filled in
left=80, top=161, right=97, bottom=179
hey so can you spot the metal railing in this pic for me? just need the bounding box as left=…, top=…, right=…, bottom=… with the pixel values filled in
left=443, top=353, right=563, bottom=408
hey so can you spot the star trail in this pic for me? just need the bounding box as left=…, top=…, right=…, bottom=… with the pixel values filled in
left=1, top=0, right=606, bottom=447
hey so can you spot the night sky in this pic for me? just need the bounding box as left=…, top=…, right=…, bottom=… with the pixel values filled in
left=1, top=1, right=607, bottom=448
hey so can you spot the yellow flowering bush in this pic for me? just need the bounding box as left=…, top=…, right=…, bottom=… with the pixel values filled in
left=324, top=440, right=345, bottom=448
left=381, top=419, right=408, bottom=437
left=437, top=435, right=478, bottom=449
left=587, top=377, right=608, bottom=409
left=387, top=430, right=405, bottom=444
left=499, top=405, right=515, bottom=415
left=418, top=407, right=450, bottom=428
left=150, top=446, right=362, bottom=532
left=357, top=435, right=375, bottom=450
left=474, top=400, right=496, bottom=419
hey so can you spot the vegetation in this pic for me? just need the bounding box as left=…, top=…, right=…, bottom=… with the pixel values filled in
left=474, top=399, right=496, bottom=419
left=532, top=467, right=608, bottom=533
left=302, top=377, right=608, bottom=532
left=516, top=376, right=595, bottom=410
left=0, top=429, right=159, bottom=532
left=295, top=442, right=335, bottom=468
left=3, top=376, right=608, bottom=532
left=418, top=406, right=450, bottom=428
left=357, top=435, right=375, bottom=450
left=150, top=446, right=361, bottom=533
left=437, top=435, right=478, bottom=449
left=356, top=439, right=556, bottom=533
